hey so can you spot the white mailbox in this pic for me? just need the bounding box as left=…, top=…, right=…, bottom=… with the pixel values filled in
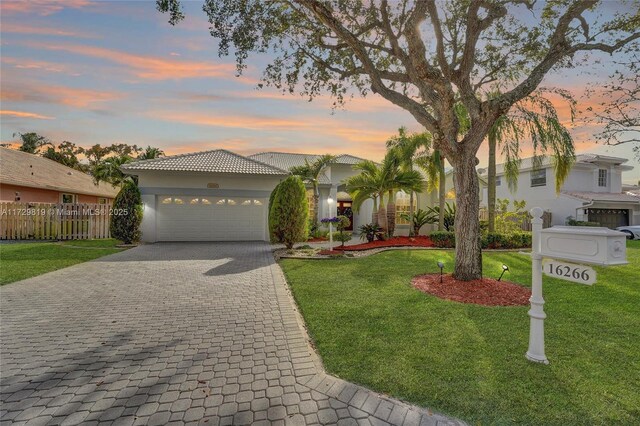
left=539, top=226, right=627, bottom=266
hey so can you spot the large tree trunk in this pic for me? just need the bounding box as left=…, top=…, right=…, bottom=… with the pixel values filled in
left=487, top=133, right=497, bottom=233
left=438, top=153, right=446, bottom=231
left=451, top=157, right=482, bottom=281
left=386, top=190, right=395, bottom=237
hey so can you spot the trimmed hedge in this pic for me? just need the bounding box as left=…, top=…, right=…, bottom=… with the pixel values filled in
left=430, top=231, right=456, bottom=248
left=430, top=231, right=532, bottom=249
left=482, top=232, right=532, bottom=249
left=110, top=180, right=142, bottom=244
left=269, top=176, right=309, bottom=249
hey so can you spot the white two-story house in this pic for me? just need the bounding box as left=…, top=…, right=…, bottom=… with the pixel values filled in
left=480, top=154, right=639, bottom=228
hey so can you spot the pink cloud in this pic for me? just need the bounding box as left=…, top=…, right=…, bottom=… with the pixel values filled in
left=0, top=110, right=54, bottom=120
left=1, top=23, right=96, bottom=38
left=29, top=42, right=238, bottom=80
left=2, top=57, right=80, bottom=75
left=0, top=0, right=92, bottom=16
left=1, top=83, right=123, bottom=108
left=153, top=111, right=313, bottom=131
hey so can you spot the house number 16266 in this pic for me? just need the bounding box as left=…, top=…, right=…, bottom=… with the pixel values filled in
left=542, top=259, right=597, bottom=285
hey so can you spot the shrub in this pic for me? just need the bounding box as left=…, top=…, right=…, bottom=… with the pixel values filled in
left=110, top=179, right=143, bottom=244
left=481, top=232, right=532, bottom=249
left=425, top=203, right=456, bottom=231
left=359, top=223, right=383, bottom=242
left=400, top=208, right=438, bottom=235
left=494, top=199, right=528, bottom=234
left=566, top=216, right=600, bottom=226
left=331, top=231, right=352, bottom=245
left=334, top=215, right=351, bottom=246
left=430, top=231, right=455, bottom=248
left=431, top=231, right=532, bottom=249
left=269, top=176, right=309, bottom=249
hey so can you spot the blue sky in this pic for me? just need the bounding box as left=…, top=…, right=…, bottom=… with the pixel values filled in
left=1, top=0, right=638, bottom=183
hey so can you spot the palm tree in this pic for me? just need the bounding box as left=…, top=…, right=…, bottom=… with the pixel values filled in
left=387, top=128, right=432, bottom=236
left=486, top=90, right=576, bottom=232
left=415, top=148, right=447, bottom=230
left=345, top=154, right=424, bottom=236
left=290, top=154, right=336, bottom=230
left=138, top=146, right=165, bottom=160
left=92, top=155, right=134, bottom=186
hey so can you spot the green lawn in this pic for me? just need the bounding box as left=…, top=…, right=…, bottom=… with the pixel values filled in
left=280, top=241, right=640, bottom=425
left=0, top=239, right=124, bottom=285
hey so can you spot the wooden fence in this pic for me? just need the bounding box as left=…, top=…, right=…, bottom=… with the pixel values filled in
left=0, top=202, right=112, bottom=240
left=479, top=208, right=552, bottom=231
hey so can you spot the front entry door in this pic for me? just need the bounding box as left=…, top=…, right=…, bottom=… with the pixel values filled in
left=337, top=201, right=354, bottom=230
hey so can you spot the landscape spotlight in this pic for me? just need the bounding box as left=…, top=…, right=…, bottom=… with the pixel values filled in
left=498, top=264, right=509, bottom=281
left=437, top=261, right=445, bottom=283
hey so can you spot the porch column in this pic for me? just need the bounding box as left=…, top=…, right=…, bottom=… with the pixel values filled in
left=328, top=185, right=338, bottom=218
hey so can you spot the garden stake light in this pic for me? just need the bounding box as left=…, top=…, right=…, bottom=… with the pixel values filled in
left=498, top=264, right=509, bottom=281
left=437, top=261, right=444, bottom=283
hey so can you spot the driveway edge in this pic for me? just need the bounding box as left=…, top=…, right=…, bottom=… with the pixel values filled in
left=269, top=261, right=467, bottom=426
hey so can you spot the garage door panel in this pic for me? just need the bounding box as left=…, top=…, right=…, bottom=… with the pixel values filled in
left=156, top=196, right=267, bottom=241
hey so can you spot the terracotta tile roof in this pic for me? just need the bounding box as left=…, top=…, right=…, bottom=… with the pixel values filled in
left=121, top=149, right=288, bottom=175
left=0, top=147, right=119, bottom=198
left=560, top=191, right=640, bottom=203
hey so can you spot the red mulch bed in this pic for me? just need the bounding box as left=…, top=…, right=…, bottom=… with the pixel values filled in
left=334, top=236, right=435, bottom=251
left=412, top=273, right=531, bottom=306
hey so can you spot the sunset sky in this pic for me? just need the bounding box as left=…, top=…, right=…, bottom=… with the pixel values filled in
left=1, top=0, right=638, bottom=183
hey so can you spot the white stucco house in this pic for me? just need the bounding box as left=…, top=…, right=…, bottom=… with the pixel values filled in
left=122, top=149, right=374, bottom=242
left=479, top=154, right=640, bottom=228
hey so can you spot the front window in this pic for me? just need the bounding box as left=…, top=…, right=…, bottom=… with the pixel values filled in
left=495, top=176, right=501, bottom=186
left=395, top=192, right=414, bottom=225
left=61, top=193, right=76, bottom=203
left=598, top=169, right=607, bottom=187
left=530, top=169, right=546, bottom=187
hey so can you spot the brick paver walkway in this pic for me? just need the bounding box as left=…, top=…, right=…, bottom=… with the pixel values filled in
left=1, top=242, right=464, bottom=425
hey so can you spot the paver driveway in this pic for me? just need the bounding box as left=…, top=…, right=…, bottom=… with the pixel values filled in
left=1, top=242, right=463, bottom=426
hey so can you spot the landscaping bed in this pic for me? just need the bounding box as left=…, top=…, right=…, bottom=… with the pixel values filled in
left=334, top=235, right=434, bottom=251
left=412, top=273, right=531, bottom=306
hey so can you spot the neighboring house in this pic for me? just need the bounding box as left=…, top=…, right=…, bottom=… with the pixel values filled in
left=122, top=149, right=377, bottom=242
left=0, top=147, right=119, bottom=204
left=479, top=154, right=639, bottom=228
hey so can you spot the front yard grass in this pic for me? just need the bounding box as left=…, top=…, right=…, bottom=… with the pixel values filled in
left=0, top=239, right=124, bottom=285
left=280, top=241, right=640, bottom=425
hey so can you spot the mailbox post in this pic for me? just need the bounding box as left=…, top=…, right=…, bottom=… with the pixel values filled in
left=526, top=207, right=628, bottom=364
left=527, top=207, right=548, bottom=364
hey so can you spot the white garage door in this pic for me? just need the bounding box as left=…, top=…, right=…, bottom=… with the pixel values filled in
left=156, top=195, right=267, bottom=241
